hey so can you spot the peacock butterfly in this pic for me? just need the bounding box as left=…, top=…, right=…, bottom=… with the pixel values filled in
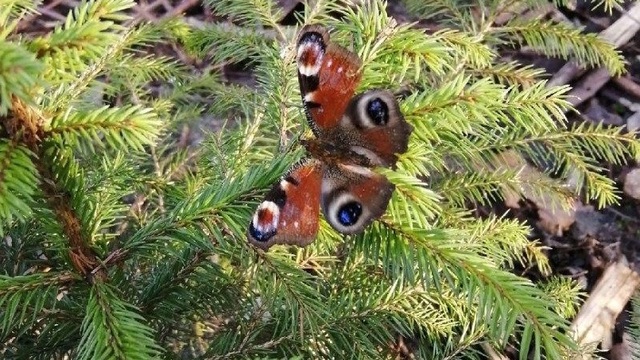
left=248, top=24, right=412, bottom=250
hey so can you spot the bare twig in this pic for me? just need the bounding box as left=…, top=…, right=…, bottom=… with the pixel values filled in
left=613, top=76, right=640, bottom=100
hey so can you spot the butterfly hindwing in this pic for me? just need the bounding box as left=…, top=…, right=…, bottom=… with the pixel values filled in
left=321, top=164, right=394, bottom=234
left=248, top=160, right=323, bottom=250
left=297, top=24, right=362, bottom=133
left=340, top=90, right=413, bottom=167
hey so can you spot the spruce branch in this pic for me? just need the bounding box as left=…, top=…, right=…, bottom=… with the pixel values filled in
left=138, top=248, right=238, bottom=321
left=49, top=105, right=162, bottom=153
left=186, top=24, right=269, bottom=65
left=437, top=29, right=497, bottom=69
left=0, top=139, right=38, bottom=233
left=77, top=282, right=162, bottom=360
left=0, top=272, right=77, bottom=340
left=204, top=0, right=287, bottom=40
left=110, top=54, right=187, bottom=84
left=28, top=0, right=135, bottom=80
left=469, top=61, right=546, bottom=87
left=327, top=273, right=458, bottom=339
left=0, top=0, right=40, bottom=38
left=594, top=0, right=626, bottom=13
left=2, top=0, right=637, bottom=358
left=538, top=277, right=583, bottom=319
left=0, top=41, right=42, bottom=115
left=404, top=0, right=473, bottom=24
left=493, top=20, right=626, bottom=75
left=627, top=291, right=640, bottom=358
left=468, top=216, right=551, bottom=275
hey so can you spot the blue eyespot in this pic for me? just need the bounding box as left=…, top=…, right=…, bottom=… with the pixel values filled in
left=337, top=202, right=362, bottom=226
left=249, top=223, right=276, bottom=242
left=366, top=98, right=389, bottom=126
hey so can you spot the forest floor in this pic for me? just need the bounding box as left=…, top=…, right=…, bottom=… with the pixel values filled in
left=17, top=1, right=640, bottom=359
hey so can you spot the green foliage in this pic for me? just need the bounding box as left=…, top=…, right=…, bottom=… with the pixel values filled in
left=0, top=41, right=42, bottom=115
left=0, top=140, right=37, bottom=230
left=0, top=0, right=635, bottom=359
left=78, top=282, right=162, bottom=360
left=628, top=291, right=640, bottom=358
left=493, top=20, right=626, bottom=75
left=405, top=0, right=626, bottom=75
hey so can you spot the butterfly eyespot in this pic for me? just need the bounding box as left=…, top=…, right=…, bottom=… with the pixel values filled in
left=298, top=31, right=325, bottom=47
left=366, top=97, right=389, bottom=126
left=249, top=202, right=280, bottom=243
left=249, top=222, right=276, bottom=242
left=323, top=190, right=367, bottom=233
left=337, top=201, right=362, bottom=226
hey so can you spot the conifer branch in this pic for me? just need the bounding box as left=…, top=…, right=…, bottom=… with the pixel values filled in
left=205, top=0, right=287, bottom=40
left=0, top=41, right=42, bottom=115
left=469, top=62, right=545, bottom=87
left=627, top=292, right=640, bottom=358
left=493, top=20, right=626, bottom=75
left=0, top=0, right=40, bottom=38
left=437, top=29, right=497, bottom=69
left=186, top=24, right=268, bottom=65
left=596, top=0, right=626, bottom=13
left=0, top=139, right=37, bottom=233
left=49, top=105, right=161, bottom=152
left=77, top=282, right=162, bottom=360
left=0, top=272, right=77, bottom=339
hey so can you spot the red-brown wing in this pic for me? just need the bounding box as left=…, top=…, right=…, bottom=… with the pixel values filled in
left=297, top=25, right=362, bottom=133
left=340, top=90, right=413, bottom=167
left=248, top=160, right=323, bottom=250
left=320, top=164, right=394, bottom=234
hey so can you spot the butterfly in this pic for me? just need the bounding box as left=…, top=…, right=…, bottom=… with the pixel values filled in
left=247, top=24, right=412, bottom=250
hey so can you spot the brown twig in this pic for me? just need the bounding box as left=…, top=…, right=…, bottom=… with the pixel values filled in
left=2, top=97, right=106, bottom=282
left=613, top=76, right=640, bottom=100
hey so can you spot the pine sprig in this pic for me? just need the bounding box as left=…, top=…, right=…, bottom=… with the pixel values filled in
left=77, top=282, right=162, bottom=360
left=494, top=20, right=626, bottom=75
left=0, top=41, right=42, bottom=115
left=0, top=272, right=77, bottom=340
left=0, top=140, right=38, bottom=233
left=29, top=0, right=135, bottom=80
left=48, top=105, right=162, bottom=152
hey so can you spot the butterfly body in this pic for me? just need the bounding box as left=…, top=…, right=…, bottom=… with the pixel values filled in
left=248, top=25, right=412, bottom=250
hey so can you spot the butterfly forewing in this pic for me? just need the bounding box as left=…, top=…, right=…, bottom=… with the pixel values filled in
left=297, top=25, right=362, bottom=133
left=248, top=160, right=323, bottom=250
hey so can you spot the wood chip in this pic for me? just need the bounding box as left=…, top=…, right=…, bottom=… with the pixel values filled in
left=571, top=258, right=640, bottom=352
